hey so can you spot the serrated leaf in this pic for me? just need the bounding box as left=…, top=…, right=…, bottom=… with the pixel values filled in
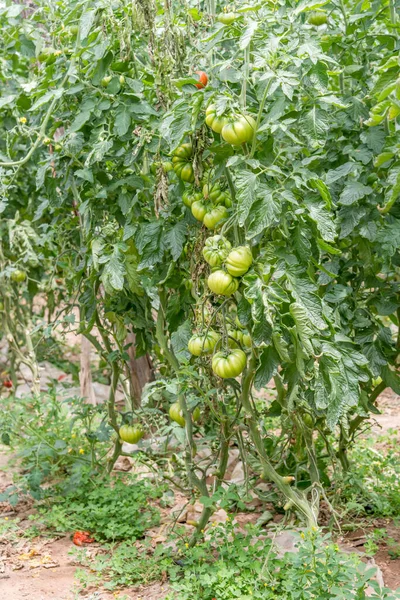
left=246, top=190, right=281, bottom=239
left=165, top=221, right=187, bottom=261
left=339, top=181, right=372, bottom=205
left=254, top=347, right=279, bottom=390
left=304, top=200, right=336, bottom=242
left=301, top=106, right=329, bottom=144
left=325, top=162, right=357, bottom=185
left=114, top=107, right=131, bottom=137
left=171, top=321, right=191, bottom=364
left=317, top=238, right=341, bottom=255
left=101, top=248, right=125, bottom=293
left=310, top=178, right=332, bottom=209
left=70, top=111, right=92, bottom=132
left=80, top=8, right=97, bottom=40
left=286, top=270, right=327, bottom=330
left=239, top=19, right=258, bottom=50
left=234, top=170, right=259, bottom=226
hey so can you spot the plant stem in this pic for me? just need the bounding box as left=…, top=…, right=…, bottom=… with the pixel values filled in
left=241, top=354, right=318, bottom=527
left=250, top=79, right=272, bottom=158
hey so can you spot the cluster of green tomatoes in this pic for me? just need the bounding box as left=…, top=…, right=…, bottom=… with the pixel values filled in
left=187, top=235, right=253, bottom=380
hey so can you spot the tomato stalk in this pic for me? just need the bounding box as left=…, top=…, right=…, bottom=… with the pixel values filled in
left=249, top=78, right=272, bottom=159
left=240, top=45, right=250, bottom=110
left=241, top=354, right=318, bottom=527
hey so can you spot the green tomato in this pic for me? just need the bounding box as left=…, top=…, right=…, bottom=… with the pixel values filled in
left=119, top=75, right=125, bottom=85
left=119, top=424, right=144, bottom=444
left=172, top=143, right=195, bottom=183
left=188, top=329, right=220, bottom=356
left=221, top=115, right=256, bottom=146
left=217, top=12, right=238, bottom=25
left=11, top=270, right=27, bottom=283
left=228, top=329, right=243, bottom=348
left=192, top=199, right=208, bottom=222
left=207, top=270, right=239, bottom=296
left=162, top=161, right=173, bottom=172
left=308, top=11, right=328, bottom=26
left=212, top=349, right=247, bottom=378
left=242, top=332, right=252, bottom=348
left=202, top=183, right=231, bottom=207
left=225, top=246, right=253, bottom=277
left=183, top=190, right=202, bottom=208
left=101, top=75, right=112, bottom=87
left=202, top=235, right=232, bottom=267
left=169, top=402, right=185, bottom=427
left=192, top=406, right=201, bottom=422
left=302, top=414, right=314, bottom=428
left=205, top=104, right=229, bottom=134
left=203, top=205, right=228, bottom=230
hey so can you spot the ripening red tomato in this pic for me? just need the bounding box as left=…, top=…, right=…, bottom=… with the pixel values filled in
left=3, top=380, right=13, bottom=389
left=195, top=70, right=208, bottom=89
left=73, top=531, right=95, bottom=546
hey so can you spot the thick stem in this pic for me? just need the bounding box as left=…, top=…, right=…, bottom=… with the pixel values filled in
left=241, top=355, right=318, bottom=527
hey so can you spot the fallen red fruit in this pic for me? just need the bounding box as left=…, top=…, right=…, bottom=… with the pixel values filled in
left=195, top=70, right=208, bottom=89
left=73, top=531, right=95, bottom=546
left=3, top=380, right=13, bottom=389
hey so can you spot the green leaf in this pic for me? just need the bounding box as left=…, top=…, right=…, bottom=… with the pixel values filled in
left=381, top=365, right=400, bottom=395
left=310, top=178, right=332, bottom=209
left=70, top=111, right=92, bottom=132
left=301, top=107, right=329, bottom=145
left=114, top=107, right=131, bottom=137
left=339, top=182, right=372, bottom=205
left=234, top=170, right=259, bottom=226
left=254, top=347, right=279, bottom=390
left=80, top=8, right=97, bottom=40
left=171, top=321, right=191, bottom=364
left=165, top=222, right=187, bottom=261
left=304, top=200, right=336, bottom=242
left=101, top=247, right=125, bottom=293
left=286, top=270, right=327, bottom=330
left=325, top=162, right=358, bottom=185
left=239, top=20, right=258, bottom=50
left=246, top=189, right=281, bottom=239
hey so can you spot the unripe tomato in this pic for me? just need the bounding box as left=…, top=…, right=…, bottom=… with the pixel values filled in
left=212, top=349, right=247, bottom=378
left=188, top=330, right=220, bottom=356
left=388, top=104, right=400, bottom=120
left=308, top=11, right=328, bottom=26
left=162, top=161, right=173, bottom=172
left=192, top=199, right=208, bottom=222
left=242, top=332, right=252, bottom=348
left=3, top=380, right=13, bottom=389
left=221, top=115, right=256, bottom=146
left=183, top=191, right=202, bottom=208
left=192, top=406, right=201, bottom=422
left=228, top=329, right=243, bottom=348
left=302, top=413, right=314, bottom=428
left=11, top=270, right=27, bottom=283
left=195, top=70, right=208, bottom=89
left=202, top=235, right=232, bottom=267
left=217, top=12, right=238, bottom=25
left=101, top=75, right=112, bottom=87
left=207, top=270, right=239, bottom=296
left=119, top=424, right=144, bottom=444
left=119, top=75, right=125, bottom=85
left=169, top=402, right=185, bottom=427
left=225, top=246, right=253, bottom=276
left=202, top=183, right=231, bottom=207
left=172, top=143, right=195, bottom=183
left=205, top=104, right=229, bottom=134
left=203, top=205, right=228, bottom=230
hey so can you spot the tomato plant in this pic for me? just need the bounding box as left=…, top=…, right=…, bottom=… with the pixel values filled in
left=1, top=0, right=400, bottom=539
